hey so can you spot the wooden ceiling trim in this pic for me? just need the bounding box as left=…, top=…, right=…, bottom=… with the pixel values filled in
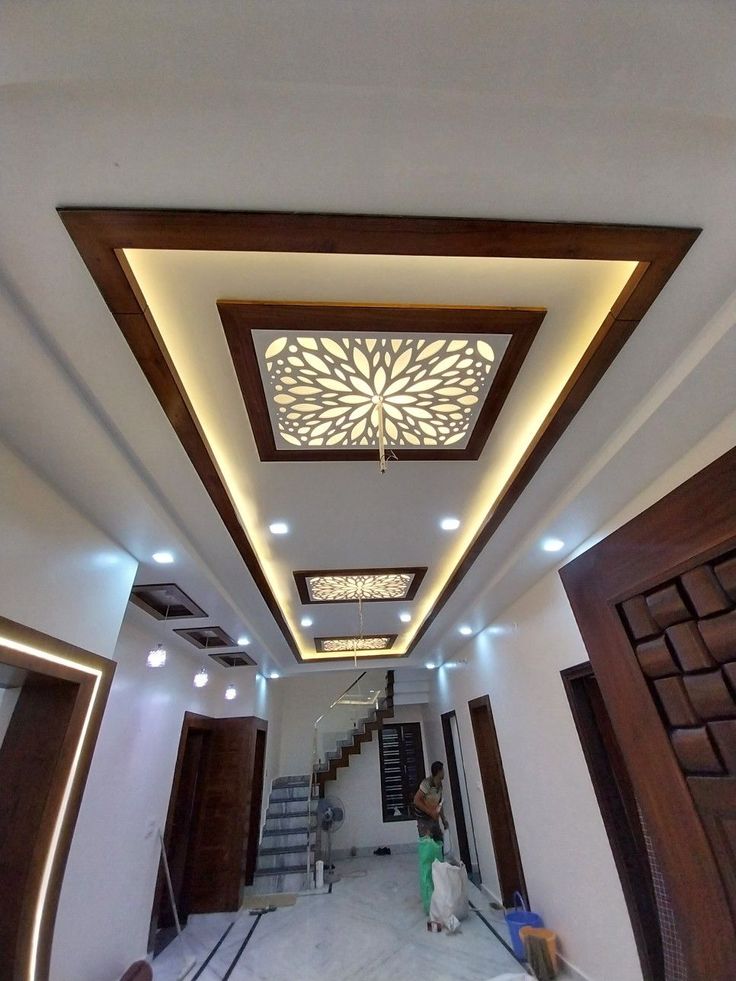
left=58, top=209, right=700, bottom=662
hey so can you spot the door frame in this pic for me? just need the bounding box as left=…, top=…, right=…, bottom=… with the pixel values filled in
left=468, top=694, right=527, bottom=906
left=440, top=710, right=473, bottom=873
left=562, top=661, right=664, bottom=981
left=559, top=447, right=736, bottom=979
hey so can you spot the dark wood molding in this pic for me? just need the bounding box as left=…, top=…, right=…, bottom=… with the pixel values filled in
left=0, top=615, right=115, bottom=981
left=559, top=447, right=736, bottom=979
left=441, top=710, right=473, bottom=873
left=468, top=693, right=528, bottom=907
left=130, top=583, right=208, bottom=620
left=172, top=626, right=236, bottom=649
left=561, top=662, right=664, bottom=980
left=294, top=566, right=427, bottom=605
left=58, top=208, right=700, bottom=662
left=218, top=301, right=543, bottom=462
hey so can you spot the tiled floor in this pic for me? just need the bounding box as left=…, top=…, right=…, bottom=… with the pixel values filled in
left=152, top=854, right=530, bottom=980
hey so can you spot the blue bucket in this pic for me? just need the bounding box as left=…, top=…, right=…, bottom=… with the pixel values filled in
left=505, top=892, right=544, bottom=959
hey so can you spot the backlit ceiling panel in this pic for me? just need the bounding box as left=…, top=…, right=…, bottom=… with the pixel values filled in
left=295, top=568, right=427, bottom=604
left=260, top=334, right=505, bottom=450
left=316, top=635, right=397, bottom=653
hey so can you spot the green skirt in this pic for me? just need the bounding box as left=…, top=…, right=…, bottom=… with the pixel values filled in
left=418, top=835, right=444, bottom=915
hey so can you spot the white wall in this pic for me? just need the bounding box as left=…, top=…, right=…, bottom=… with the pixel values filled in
left=424, top=416, right=736, bottom=981
left=329, top=705, right=428, bottom=855
left=0, top=685, right=21, bottom=744
left=0, top=439, right=136, bottom=655
left=275, top=669, right=363, bottom=776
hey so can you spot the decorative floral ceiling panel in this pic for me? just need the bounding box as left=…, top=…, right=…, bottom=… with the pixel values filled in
left=219, top=302, right=542, bottom=462
left=315, top=634, right=397, bottom=653
left=295, top=567, right=427, bottom=604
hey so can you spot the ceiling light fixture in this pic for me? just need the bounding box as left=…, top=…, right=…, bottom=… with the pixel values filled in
left=440, top=517, right=460, bottom=531
left=301, top=617, right=313, bottom=628
left=193, top=667, right=209, bottom=688
left=270, top=672, right=280, bottom=679
left=426, top=662, right=436, bottom=670
left=237, top=635, right=250, bottom=646
left=269, top=522, right=289, bottom=535
left=146, top=643, right=167, bottom=668
left=225, top=684, right=237, bottom=701
left=399, top=612, right=411, bottom=623
left=459, top=625, right=472, bottom=636
left=152, top=551, right=174, bottom=564
left=542, top=537, right=565, bottom=552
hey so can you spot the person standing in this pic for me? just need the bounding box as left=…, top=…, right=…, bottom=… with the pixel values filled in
left=414, top=761, right=449, bottom=915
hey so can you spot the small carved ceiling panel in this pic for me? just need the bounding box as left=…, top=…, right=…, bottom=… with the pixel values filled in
left=315, top=634, right=398, bottom=653
left=295, top=567, right=427, bottom=604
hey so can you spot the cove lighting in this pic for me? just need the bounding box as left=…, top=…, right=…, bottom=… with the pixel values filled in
left=269, top=521, right=289, bottom=535
left=146, top=644, right=167, bottom=668
left=193, top=667, right=209, bottom=688
left=225, top=684, right=237, bottom=700
left=542, top=537, right=565, bottom=552
left=237, top=635, right=250, bottom=646
left=152, top=551, right=174, bottom=564
left=459, top=625, right=472, bottom=636
left=301, top=617, right=313, bottom=628
left=440, top=517, right=460, bottom=531
left=270, top=672, right=280, bottom=679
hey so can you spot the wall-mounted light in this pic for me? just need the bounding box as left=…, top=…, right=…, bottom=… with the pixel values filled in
left=146, top=643, right=167, bottom=668
left=193, top=667, right=209, bottom=688
left=225, top=684, right=237, bottom=700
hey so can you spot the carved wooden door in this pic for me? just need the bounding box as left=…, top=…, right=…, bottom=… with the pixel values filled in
left=560, top=448, right=736, bottom=980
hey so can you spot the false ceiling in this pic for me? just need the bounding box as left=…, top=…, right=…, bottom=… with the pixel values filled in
left=60, top=210, right=696, bottom=661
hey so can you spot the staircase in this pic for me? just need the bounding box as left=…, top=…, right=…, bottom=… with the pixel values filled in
left=313, top=670, right=394, bottom=794
left=249, top=670, right=394, bottom=892
left=250, top=775, right=315, bottom=893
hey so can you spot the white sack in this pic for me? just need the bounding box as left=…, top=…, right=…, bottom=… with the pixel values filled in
left=429, top=859, right=469, bottom=930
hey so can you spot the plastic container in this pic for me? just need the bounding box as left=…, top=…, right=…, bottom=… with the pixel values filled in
left=519, top=926, right=558, bottom=971
left=504, top=892, right=544, bottom=958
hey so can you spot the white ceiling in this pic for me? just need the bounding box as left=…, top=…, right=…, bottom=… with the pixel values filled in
left=1, top=1, right=735, bottom=674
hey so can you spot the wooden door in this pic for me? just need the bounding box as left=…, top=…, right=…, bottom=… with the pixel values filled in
left=468, top=694, right=527, bottom=906
left=560, top=447, right=736, bottom=979
left=441, top=710, right=473, bottom=872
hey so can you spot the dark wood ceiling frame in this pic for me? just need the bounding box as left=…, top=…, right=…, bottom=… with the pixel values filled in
left=130, top=583, right=208, bottom=620
left=314, top=633, right=398, bottom=653
left=218, top=302, right=543, bottom=462
left=173, top=626, right=236, bottom=649
left=294, top=566, right=427, bottom=604
left=0, top=615, right=115, bottom=981
left=58, top=209, right=700, bottom=661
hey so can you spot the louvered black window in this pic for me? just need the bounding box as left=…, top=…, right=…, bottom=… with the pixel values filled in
left=378, top=722, right=426, bottom=822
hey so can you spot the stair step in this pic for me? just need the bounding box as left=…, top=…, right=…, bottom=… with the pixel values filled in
left=262, top=826, right=310, bottom=837
left=254, top=863, right=311, bottom=876
left=272, top=775, right=309, bottom=788
left=259, top=843, right=313, bottom=857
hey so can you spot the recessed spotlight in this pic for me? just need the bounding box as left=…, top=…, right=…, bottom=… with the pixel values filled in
left=225, top=684, right=237, bottom=701
left=459, top=625, right=472, bottom=636
left=255, top=672, right=263, bottom=681
left=237, top=635, right=250, bottom=646
left=542, top=537, right=565, bottom=553
left=270, top=672, right=280, bottom=679
left=426, top=662, right=436, bottom=670
left=193, top=667, right=209, bottom=688
left=301, top=617, right=313, bottom=628
left=440, top=517, right=460, bottom=531
left=152, top=551, right=174, bottom=564
left=147, top=644, right=167, bottom=668
left=269, top=522, right=289, bottom=535
left=399, top=612, right=411, bottom=623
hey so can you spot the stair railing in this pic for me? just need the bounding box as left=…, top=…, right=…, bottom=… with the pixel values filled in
left=306, top=669, right=389, bottom=887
